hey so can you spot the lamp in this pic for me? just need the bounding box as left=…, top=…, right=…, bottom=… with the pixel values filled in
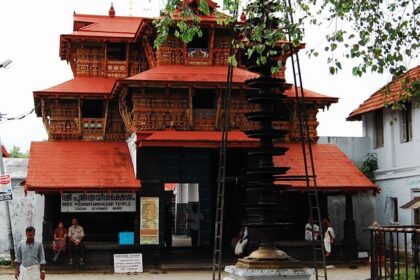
left=0, top=59, right=12, bottom=68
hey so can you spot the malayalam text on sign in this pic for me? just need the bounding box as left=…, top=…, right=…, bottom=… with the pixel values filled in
left=61, top=192, right=136, bottom=212
left=140, top=197, right=159, bottom=245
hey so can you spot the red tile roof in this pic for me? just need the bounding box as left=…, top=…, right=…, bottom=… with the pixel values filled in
left=137, top=131, right=378, bottom=192
left=71, top=14, right=144, bottom=38
left=126, top=65, right=259, bottom=84
left=1, top=145, right=10, bottom=158
left=34, top=77, right=117, bottom=97
left=26, top=141, right=140, bottom=193
left=348, top=66, right=420, bottom=121
left=137, top=130, right=259, bottom=148
left=276, top=144, right=378, bottom=191
left=124, top=65, right=338, bottom=102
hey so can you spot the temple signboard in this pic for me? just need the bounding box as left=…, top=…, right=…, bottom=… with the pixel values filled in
left=61, top=192, right=136, bottom=212
left=140, top=197, right=159, bottom=245
left=0, top=174, right=12, bottom=201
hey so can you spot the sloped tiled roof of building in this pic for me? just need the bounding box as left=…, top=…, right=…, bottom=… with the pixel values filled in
left=347, top=66, right=420, bottom=121
left=26, top=141, right=140, bottom=193
left=276, top=144, right=378, bottom=191
left=34, top=77, right=117, bottom=97
left=137, top=130, right=259, bottom=148
left=72, top=14, right=144, bottom=38
left=126, top=65, right=259, bottom=84
left=124, top=65, right=338, bottom=102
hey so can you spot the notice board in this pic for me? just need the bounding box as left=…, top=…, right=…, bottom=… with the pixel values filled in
left=140, top=197, right=159, bottom=245
left=113, top=253, right=143, bottom=273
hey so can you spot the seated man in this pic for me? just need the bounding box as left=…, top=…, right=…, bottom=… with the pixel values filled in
left=68, top=218, right=85, bottom=265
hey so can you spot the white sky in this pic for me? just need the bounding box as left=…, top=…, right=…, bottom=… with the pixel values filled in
left=0, top=0, right=398, bottom=152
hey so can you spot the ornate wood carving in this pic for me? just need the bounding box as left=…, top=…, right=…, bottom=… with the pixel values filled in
left=103, top=100, right=109, bottom=139
left=141, top=35, right=156, bottom=67
left=48, top=100, right=80, bottom=140
left=119, top=88, right=133, bottom=132
left=41, top=98, right=51, bottom=138
left=288, top=104, right=319, bottom=142
left=104, top=99, right=127, bottom=141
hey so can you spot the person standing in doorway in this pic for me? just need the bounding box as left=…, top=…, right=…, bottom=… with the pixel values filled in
left=165, top=203, right=174, bottom=248
left=68, top=218, right=85, bottom=265
left=187, top=204, right=204, bottom=249
left=14, top=226, right=46, bottom=280
left=323, top=218, right=335, bottom=257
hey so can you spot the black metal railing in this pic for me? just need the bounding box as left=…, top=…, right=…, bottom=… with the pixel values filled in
left=369, top=225, right=420, bottom=280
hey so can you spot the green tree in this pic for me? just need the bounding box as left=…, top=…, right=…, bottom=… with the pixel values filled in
left=154, top=0, right=419, bottom=99
left=9, top=146, right=29, bottom=158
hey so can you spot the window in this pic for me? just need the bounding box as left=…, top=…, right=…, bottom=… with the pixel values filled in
left=193, top=89, right=215, bottom=109
left=187, top=29, right=209, bottom=49
left=82, top=99, right=104, bottom=118
left=400, top=102, right=413, bottom=143
left=415, top=208, right=420, bottom=225
left=391, top=197, right=398, bottom=223
left=107, top=43, right=126, bottom=61
left=374, top=110, right=384, bottom=148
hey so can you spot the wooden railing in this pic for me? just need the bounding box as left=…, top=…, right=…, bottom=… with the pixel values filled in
left=369, top=225, right=420, bottom=279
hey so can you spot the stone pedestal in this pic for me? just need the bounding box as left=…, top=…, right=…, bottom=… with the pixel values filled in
left=224, top=265, right=315, bottom=280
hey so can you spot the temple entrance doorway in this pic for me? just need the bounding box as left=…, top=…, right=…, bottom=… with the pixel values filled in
left=164, top=183, right=201, bottom=248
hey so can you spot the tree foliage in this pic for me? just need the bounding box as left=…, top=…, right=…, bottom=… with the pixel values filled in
left=9, top=146, right=29, bottom=158
left=154, top=0, right=419, bottom=87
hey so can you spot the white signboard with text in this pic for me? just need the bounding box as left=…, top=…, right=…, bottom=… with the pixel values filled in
left=61, top=192, right=136, bottom=212
left=113, top=253, right=143, bottom=273
left=0, top=174, right=12, bottom=201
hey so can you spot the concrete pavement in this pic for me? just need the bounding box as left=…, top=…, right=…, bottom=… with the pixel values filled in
left=0, top=265, right=370, bottom=280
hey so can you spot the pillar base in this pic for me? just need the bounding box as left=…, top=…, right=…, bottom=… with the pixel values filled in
left=224, top=265, right=315, bottom=280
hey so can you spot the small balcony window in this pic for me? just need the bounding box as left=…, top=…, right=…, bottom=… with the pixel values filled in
left=107, top=43, right=126, bottom=61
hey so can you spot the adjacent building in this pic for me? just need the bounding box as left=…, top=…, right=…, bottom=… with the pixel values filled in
left=347, top=66, right=420, bottom=227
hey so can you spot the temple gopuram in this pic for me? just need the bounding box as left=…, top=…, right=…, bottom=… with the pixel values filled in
left=26, top=2, right=378, bottom=266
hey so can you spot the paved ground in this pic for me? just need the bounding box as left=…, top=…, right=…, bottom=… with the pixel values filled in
left=0, top=265, right=370, bottom=280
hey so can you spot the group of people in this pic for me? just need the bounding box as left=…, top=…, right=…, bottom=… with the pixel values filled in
left=14, top=218, right=85, bottom=280
left=305, top=216, right=335, bottom=257
left=52, top=218, right=86, bottom=265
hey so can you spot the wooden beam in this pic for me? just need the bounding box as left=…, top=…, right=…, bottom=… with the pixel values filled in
left=215, top=87, right=222, bottom=129
left=103, top=99, right=109, bottom=139
left=104, top=42, right=108, bottom=77
left=189, top=87, right=193, bottom=128
left=208, top=26, right=215, bottom=65
left=78, top=97, right=82, bottom=136
left=40, top=98, right=51, bottom=139
left=141, top=36, right=156, bottom=68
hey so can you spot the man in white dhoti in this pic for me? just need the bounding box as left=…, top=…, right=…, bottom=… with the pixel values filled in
left=14, top=226, right=46, bottom=280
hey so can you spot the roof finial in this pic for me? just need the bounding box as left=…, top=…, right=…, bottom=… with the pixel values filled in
left=109, top=2, right=115, bottom=17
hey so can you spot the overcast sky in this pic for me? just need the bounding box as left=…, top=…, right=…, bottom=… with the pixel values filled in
left=0, top=0, right=403, bottom=152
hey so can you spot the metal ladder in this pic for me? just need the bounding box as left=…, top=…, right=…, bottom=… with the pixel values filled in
left=285, top=0, right=328, bottom=278
left=211, top=49, right=235, bottom=280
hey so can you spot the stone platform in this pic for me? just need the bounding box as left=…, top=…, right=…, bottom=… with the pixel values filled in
left=224, top=265, right=315, bottom=280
